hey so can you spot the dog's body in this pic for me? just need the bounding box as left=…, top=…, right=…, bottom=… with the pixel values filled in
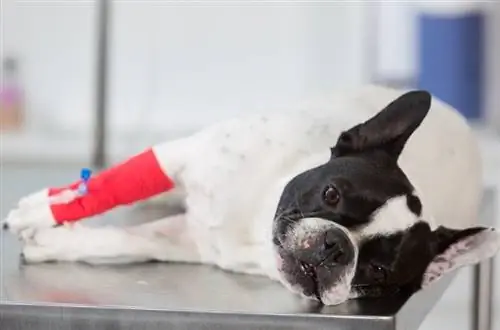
left=147, top=85, right=481, bottom=272
left=4, top=85, right=499, bottom=305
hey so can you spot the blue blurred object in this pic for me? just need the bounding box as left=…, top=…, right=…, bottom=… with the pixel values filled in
left=81, top=168, right=92, bottom=181
left=78, top=168, right=92, bottom=195
left=417, top=10, right=484, bottom=120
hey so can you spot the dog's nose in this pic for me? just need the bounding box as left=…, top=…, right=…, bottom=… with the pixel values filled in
left=295, top=228, right=354, bottom=266
left=321, top=229, right=351, bottom=265
left=324, top=229, right=338, bottom=248
left=323, top=229, right=342, bottom=259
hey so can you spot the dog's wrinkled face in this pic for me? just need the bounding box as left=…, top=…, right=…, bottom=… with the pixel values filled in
left=272, top=90, right=500, bottom=304
left=272, top=154, right=419, bottom=304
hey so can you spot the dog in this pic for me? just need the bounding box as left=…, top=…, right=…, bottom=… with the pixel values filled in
left=3, top=85, right=500, bottom=305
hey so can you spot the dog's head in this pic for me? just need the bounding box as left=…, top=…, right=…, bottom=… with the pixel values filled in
left=272, top=90, right=500, bottom=305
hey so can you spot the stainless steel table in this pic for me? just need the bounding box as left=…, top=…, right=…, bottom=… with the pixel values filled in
left=0, top=166, right=496, bottom=330
left=0, top=245, right=457, bottom=330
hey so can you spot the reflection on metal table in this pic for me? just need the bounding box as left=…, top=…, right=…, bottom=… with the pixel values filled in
left=0, top=166, right=497, bottom=330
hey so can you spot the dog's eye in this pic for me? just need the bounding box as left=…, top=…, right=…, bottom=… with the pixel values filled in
left=323, top=186, right=340, bottom=206
left=371, top=264, right=388, bottom=282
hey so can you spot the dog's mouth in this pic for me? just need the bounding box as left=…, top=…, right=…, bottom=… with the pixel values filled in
left=275, top=247, right=325, bottom=301
left=277, top=246, right=355, bottom=304
left=299, top=261, right=321, bottom=300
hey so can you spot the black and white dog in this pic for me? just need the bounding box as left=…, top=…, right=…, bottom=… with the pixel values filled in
left=4, top=85, right=499, bottom=305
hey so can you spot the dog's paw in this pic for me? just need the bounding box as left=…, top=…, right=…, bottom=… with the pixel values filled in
left=2, top=189, right=57, bottom=236
left=22, top=245, right=57, bottom=263
left=20, top=225, right=82, bottom=263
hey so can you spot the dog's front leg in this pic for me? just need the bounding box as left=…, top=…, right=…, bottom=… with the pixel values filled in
left=2, top=137, right=193, bottom=235
left=21, top=214, right=201, bottom=264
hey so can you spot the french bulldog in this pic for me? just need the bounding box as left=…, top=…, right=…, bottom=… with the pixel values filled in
left=4, top=85, right=499, bottom=305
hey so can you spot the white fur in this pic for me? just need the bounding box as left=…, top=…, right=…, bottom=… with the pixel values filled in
left=4, top=189, right=56, bottom=235
left=358, top=195, right=435, bottom=240
left=3, top=85, right=486, bottom=304
left=48, top=189, right=81, bottom=205
left=285, top=217, right=358, bottom=251
left=320, top=268, right=356, bottom=305
left=4, top=188, right=83, bottom=236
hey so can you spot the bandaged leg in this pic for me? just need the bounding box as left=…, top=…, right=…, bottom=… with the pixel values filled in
left=3, top=139, right=190, bottom=234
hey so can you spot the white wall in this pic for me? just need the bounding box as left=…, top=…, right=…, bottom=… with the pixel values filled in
left=2, top=0, right=371, bottom=158
left=109, top=2, right=371, bottom=137
left=2, top=0, right=97, bottom=136
left=375, top=3, right=417, bottom=81
left=3, top=1, right=498, bottom=155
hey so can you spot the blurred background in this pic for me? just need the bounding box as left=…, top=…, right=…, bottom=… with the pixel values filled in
left=1, top=1, right=499, bottom=330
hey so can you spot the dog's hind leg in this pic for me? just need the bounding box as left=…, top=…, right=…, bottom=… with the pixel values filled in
left=20, top=214, right=201, bottom=265
left=3, top=137, right=196, bottom=235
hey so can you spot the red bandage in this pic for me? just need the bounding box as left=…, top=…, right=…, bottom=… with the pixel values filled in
left=49, top=149, right=175, bottom=223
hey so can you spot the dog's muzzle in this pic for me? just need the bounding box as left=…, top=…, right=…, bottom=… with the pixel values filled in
left=274, top=217, right=357, bottom=303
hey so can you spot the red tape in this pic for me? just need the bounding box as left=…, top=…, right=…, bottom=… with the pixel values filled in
left=49, top=149, right=175, bottom=223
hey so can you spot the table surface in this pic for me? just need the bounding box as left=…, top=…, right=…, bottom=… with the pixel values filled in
left=0, top=166, right=495, bottom=330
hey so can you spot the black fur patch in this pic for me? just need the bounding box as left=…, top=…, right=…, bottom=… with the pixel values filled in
left=352, top=222, right=488, bottom=298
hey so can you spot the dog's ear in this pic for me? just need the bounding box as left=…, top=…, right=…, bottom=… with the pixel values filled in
left=332, top=90, right=432, bottom=158
left=422, top=226, right=500, bottom=288
left=352, top=223, right=499, bottom=297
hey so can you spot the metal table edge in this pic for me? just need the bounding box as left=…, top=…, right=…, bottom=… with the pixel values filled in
left=395, top=271, right=457, bottom=330
left=0, top=300, right=396, bottom=330
left=0, top=273, right=461, bottom=330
